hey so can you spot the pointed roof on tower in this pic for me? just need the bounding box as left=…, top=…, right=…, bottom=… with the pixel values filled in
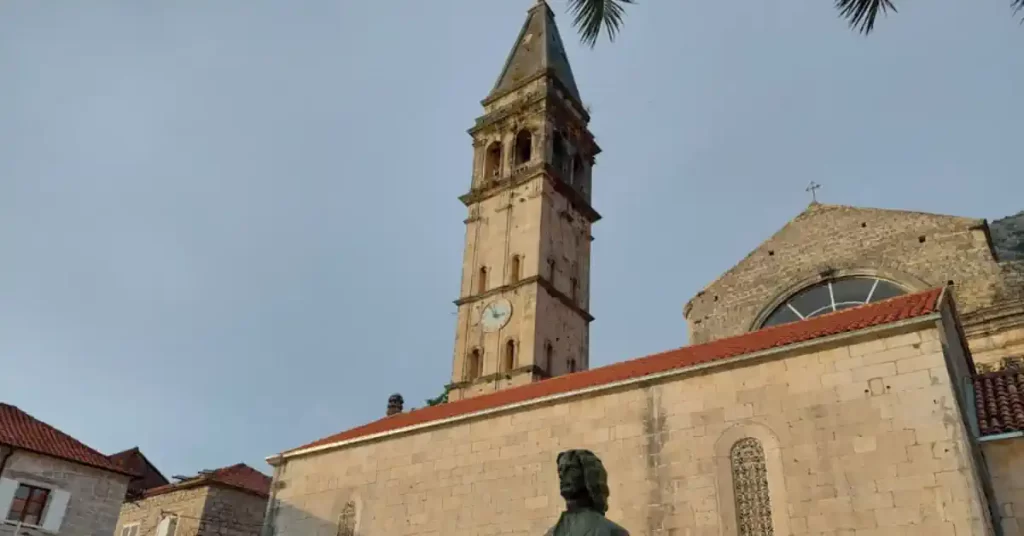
left=486, top=0, right=582, bottom=104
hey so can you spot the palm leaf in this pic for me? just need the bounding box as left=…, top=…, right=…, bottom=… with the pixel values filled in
left=834, top=0, right=897, bottom=34
left=565, top=0, right=636, bottom=48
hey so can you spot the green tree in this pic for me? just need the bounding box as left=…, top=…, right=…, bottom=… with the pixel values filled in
left=565, top=0, right=1024, bottom=45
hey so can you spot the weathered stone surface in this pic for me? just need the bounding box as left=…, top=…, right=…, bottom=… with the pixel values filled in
left=267, top=321, right=994, bottom=536
left=1, top=450, right=129, bottom=536
left=115, top=485, right=266, bottom=536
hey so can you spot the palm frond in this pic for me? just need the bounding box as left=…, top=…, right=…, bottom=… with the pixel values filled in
left=1015, top=0, right=1024, bottom=18
left=566, top=0, right=636, bottom=48
left=835, top=0, right=897, bottom=34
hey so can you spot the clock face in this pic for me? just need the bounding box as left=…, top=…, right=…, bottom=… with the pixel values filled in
left=480, top=299, right=513, bottom=333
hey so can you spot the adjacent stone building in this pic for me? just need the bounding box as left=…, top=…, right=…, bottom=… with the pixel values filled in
left=261, top=2, right=1024, bottom=535
left=0, top=403, right=135, bottom=536
left=114, top=462, right=270, bottom=536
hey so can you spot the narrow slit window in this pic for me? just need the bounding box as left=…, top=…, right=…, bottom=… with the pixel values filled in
left=509, top=255, right=521, bottom=284
left=504, top=340, right=516, bottom=371
left=467, top=349, right=482, bottom=380
left=478, top=267, right=488, bottom=294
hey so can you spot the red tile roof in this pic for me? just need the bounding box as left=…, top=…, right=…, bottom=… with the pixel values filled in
left=142, top=463, right=271, bottom=499
left=283, top=287, right=946, bottom=456
left=0, top=403, right=136, bottom=476
left=974, top=368, right=1024, bottom=436
left=109, top=447, right=170, bottom=494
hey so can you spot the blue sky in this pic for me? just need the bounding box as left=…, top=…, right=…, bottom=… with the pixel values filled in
left=0, top=0, right=1021, bottom=477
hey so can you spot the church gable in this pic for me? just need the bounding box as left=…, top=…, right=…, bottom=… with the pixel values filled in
left=684, top=202, right=1003, bottom=345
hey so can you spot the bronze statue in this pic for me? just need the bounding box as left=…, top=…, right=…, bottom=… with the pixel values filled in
left=545, top=449, right=629, bottom=536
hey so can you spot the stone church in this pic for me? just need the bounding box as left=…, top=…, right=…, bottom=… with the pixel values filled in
left=261, top=2, right=1024, bottom=535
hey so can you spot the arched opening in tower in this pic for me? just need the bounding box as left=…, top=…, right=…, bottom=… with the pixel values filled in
left=552, top=133, right=568, bottom=176
left=514, top=130, right=532, bottom=167
left=485, top=142, right=503, bottom=179
left=571, top=154, right=585, bottom=187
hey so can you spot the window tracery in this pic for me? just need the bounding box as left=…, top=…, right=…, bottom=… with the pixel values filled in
left=760, top=276, right=906, bottom=328
left=731, top=437, right=773, bottom=536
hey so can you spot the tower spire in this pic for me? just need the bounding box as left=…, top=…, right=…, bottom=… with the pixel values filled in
left=485, top=0, right=581, bottom=105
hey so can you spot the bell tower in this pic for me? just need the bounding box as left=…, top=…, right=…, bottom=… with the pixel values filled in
left=449, top=0, right=600, bottom=401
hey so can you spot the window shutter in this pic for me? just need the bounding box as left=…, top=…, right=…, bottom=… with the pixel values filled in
left=40, top=489, right=69, bottom=532
left=0, top=478, right=18, bottom=518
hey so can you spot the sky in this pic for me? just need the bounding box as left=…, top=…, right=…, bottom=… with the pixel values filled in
left=0, top=0, right=1021, bottom=478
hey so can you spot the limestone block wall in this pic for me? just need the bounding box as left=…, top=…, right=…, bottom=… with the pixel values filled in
left=983, top=441, right=1024, bottom=536
left=199, top=487, right=266, bottom=536
left=968, top=325, right=1024, bottom=369
left=685, top=204, right=1011, bottom=345
left=116, top=487, right=210, bottom=536
left=0, top=450, right=129, bottom=536
left=268, top=325, right=994, bottom=536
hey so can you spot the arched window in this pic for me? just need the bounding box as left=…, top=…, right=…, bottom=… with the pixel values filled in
left=478, top=266, right=488, bottom=294
left=467, top=348, right=482, bottom=380
left=760, top=276, right=906, bottom=329
left=730, top=438, right=773, bottom=536
left=509, top=255, right=521, bottom=284
left=547, top=258, right=556, bottom=281
left=544, top=341, right=554, bottom=375
left=571, top=154, right=584, bottom=186
left=504, top=339, right=516, bottom=371
left=570, top=277, right=579, bottom=303
left=567, top=358, right=577, bottom=373
left=514, top=130, right=532, bottom=166
left=552, top=132, right=569, bottom=175
left=484, top=141, right=502, bottom=178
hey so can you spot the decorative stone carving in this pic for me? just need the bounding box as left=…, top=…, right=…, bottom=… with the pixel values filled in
left=337, top=500, right=356, bottom=536
left=731, top=438, right=774, bottom=536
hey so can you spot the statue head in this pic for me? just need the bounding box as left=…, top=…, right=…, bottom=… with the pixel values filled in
left=555, top=449, right=610, bottom=514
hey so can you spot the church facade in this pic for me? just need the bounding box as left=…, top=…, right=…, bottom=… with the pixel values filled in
left=261, top=3, right=1024, bottom=535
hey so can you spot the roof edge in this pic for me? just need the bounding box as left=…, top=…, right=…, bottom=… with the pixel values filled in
left=3, top=443, right=137, bottom=478
left=273, top=309, right=941, bottom=463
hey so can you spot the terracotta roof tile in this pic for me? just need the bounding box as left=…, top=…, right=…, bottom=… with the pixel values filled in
left=284, top=287, right=945, bottom=456
left=0, top=403, right=135, bottom=476
left=974, top=368, right=1024, bottom=436
left=142, top=463, right=271, bottom=499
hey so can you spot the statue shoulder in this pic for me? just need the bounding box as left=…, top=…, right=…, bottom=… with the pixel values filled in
left=599, top=518, right=629, bottom=536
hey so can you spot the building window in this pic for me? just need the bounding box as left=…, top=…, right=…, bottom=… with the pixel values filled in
left=121, top=524, right=141, bottom=536
left=504, top=339, right=516, bottom=371
left=571, top=154, right=585, bottom=186
left=467, top=348, right=482, bottom=380
left=547, top=258, right=556, bottom=281
left=544, top=342, right=554, bottom=374
left=5, top=484, right=50, bottom=525
left=509, top=255, right=521, bottom=284
left=731, top=438, right=773, bottom=536
left=570, top=277, right=578, bottom=303
left=478, top=266, right=488, bottom=294
left=760, top=276, right=906, bottom=329
left=514, top=130, right=533, bottom=166
left=155, top=516, right=178, bottom=536
left=567, top=358, right=577, bottom=373
left=484, top=141, right=503, bottom=178
left=552, top=132, right=569, bottom=175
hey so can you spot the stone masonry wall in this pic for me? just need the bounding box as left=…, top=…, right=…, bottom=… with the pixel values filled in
left=116, top=486, right=265, bottom=536
left=269, top=323, right=993, bottom=536
left=685, top=204, right=1009, bottom=345
left=0, top=450, right=129, bottom=536
left=982, top=441, right=1024, bottom=536
left=117, top=487, right=210, bottom=536
left=197, top=487, right=265, bottom=536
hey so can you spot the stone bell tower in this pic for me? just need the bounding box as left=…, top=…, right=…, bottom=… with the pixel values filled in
left=448, top=0, right=600, bottom=402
